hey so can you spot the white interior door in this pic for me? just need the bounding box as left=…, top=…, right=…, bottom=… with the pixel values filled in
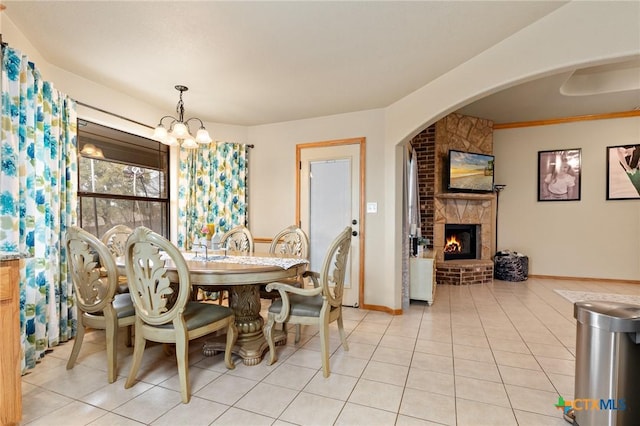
left=299, top=143, right=361, bottom=307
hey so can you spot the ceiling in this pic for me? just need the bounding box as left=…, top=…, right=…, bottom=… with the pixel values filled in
left=3, top=1, right=639, bottom=127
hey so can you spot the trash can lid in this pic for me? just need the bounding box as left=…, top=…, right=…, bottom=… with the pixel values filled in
left=574, top=301, right=640, bottom=332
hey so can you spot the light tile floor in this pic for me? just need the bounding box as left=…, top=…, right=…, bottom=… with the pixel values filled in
left=20, top=277, right=640, bottom=425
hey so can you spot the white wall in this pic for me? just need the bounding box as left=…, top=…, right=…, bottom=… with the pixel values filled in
left=3, top=0, right=639, bottom=312
left=247, top=110, right=390, bottom=306
left=384, top=1, right=640, bottom=299
left=494, top=117, right=640, bottom=281
left=2, top=15, right=249, bottom=245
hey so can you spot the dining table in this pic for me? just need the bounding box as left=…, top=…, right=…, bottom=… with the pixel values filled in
left=117, top=250, right=308, bottom=366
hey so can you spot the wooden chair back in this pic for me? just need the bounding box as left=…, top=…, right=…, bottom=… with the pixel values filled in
left=268, top=225, right=309, bottom=259
left=220, top=225, right=254, bottom=253
left=101, top=224, right=133, bottom=259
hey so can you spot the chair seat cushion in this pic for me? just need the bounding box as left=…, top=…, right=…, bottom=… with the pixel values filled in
left=268, top=294, right=323, bottom=317
left=156, top=302, right=233, bottom=330
left=113, top=293, right=136, bottom=319
left=116, top=276, right=130, bottom=294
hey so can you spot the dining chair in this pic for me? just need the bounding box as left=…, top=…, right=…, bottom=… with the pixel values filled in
left=262, top=225, right=311, bottom=340
left=269, top=224, right=310, bottom=260
left=263, top=226, right=352, bottom=377
left=208, top=225, right=254, bottom=304
left=219, top=225, right=254, bottom=253
left=65, top=225, right=136, bottom=383
left=261, top=225, right=310, bottom=300
left=101, top=224, right=133, bottom=293
left=101, top=224, right=133, bottom=258
left=195, top=225, right=253, bottom=304
left=124, top=226, right=237, bottom=403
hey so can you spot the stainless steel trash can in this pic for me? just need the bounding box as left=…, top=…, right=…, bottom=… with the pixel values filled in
left=573, top=301, right=640, bottom=426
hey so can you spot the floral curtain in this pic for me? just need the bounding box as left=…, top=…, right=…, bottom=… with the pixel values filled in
left=0, top=46, right=78, bottom=372
left=177, top=142, right=248, bottom=249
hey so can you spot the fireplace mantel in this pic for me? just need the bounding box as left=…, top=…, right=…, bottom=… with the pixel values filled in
left=436, top=193, right=495, bottom=201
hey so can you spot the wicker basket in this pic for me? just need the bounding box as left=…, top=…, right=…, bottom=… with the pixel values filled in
left=494, top=251, right=528, bottom=282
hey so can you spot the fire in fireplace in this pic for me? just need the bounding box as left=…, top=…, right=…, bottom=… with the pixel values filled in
left=444, top=224, right=479, bottom=260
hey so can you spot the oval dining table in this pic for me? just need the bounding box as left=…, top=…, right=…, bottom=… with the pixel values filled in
left=117, top=250, right=308, bottom=366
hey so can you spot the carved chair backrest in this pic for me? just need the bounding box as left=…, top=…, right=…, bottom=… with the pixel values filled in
left=220, top=225, right=254, bottom=253
left=66, top=226, right=118, bottom=314
left=268, top=225, right=309, bottom=259
left=101, top=224, right=133, bottom=259
left=319, top=227, right=352, bottom=308
left=125, top=226, right=191, bottom=326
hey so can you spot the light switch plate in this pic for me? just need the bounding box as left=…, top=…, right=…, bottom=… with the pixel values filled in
left=366, top=202, right=377, bottom=213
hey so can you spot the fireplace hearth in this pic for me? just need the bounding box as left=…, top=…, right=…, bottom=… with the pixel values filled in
left=444, top=224, right=479, bottom=261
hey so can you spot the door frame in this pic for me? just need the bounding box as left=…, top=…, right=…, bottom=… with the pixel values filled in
left=296, top=137, right=366, bottom=308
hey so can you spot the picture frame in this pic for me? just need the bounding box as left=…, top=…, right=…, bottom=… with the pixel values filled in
left=537, top=149, right=581, bottom=201
left=606, top=144, right=640, bottom=200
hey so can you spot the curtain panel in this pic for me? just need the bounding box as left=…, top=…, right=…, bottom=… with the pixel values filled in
left=177, top=142, right=248, bottom=250
left=402, top=145, right=420, bottom=310
left=0, top=46, right=78, bottom=371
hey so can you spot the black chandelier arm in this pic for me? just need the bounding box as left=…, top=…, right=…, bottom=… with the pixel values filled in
left=184, top=117, right=206, bottom=129
left=157, top=115, right=178, bottom=127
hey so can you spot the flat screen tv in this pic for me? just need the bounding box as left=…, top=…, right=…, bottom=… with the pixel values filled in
left=447, top=150, right=494, bottom=193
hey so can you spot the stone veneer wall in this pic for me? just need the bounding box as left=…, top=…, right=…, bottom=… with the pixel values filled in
left=411, top=114, right=495, bottom=256
left=410, top=113, right=496, bottom=285
left=434, top=113, right=495, bottom=263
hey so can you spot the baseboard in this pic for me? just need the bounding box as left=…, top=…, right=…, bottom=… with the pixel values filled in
left=361, top=303, right=403, bottom=315
left=528, top=274, right=640, bottom=285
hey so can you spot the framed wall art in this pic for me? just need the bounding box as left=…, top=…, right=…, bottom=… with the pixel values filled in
left=538, top=149, right=581, bottom=201
left=606, top=144, right=640, bottom=200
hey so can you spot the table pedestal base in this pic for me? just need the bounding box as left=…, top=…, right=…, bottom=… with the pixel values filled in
left=202, top=283, right=286, bottom=365
left=202, top=329, right=286, bottom=366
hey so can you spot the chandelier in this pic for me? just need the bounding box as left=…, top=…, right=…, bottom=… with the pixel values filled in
left=153, top=85, right=212, bottom=149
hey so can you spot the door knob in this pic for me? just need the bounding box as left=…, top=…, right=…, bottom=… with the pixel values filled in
left=352, top=230, right=358, bottom=237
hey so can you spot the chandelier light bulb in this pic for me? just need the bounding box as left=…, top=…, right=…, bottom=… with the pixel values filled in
left=153, top=124, right=168, bottom=142
left=182, top=136, right=198, bottom=149
left=196, top=128, right=212, bottom=144
left=172, top=122, right=188, bottom=138
left=165, top=134, right=179, bottom=147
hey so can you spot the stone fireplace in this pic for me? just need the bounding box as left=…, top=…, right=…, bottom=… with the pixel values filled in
left=434, top=194, right=494, bottom=285
left=434, top=193, right=494, bottom=263
left=411, top=113, right=496, bottom=285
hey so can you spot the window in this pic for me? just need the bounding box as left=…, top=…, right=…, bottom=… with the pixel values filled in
left=78, top=121, right=169, bottom=237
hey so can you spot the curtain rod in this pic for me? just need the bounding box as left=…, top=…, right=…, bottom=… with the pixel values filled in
left=76, top=100, right=254, bottom=148
left=77, top=100, right=154, bottom=130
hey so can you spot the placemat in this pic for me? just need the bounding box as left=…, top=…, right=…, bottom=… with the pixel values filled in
left=191, top=254, right=308, bottom=270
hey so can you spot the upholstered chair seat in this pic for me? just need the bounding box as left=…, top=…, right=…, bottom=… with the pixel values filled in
left=124, top=226, right=237, bottom=404
left=264, top=227, right=352, bottom=377
left=262, top=225, right=310, bottom=302
left=65, top=225, right=136, bottom=384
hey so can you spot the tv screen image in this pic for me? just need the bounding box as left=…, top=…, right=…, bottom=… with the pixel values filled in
left=448, top=150, right=494, bottom=193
